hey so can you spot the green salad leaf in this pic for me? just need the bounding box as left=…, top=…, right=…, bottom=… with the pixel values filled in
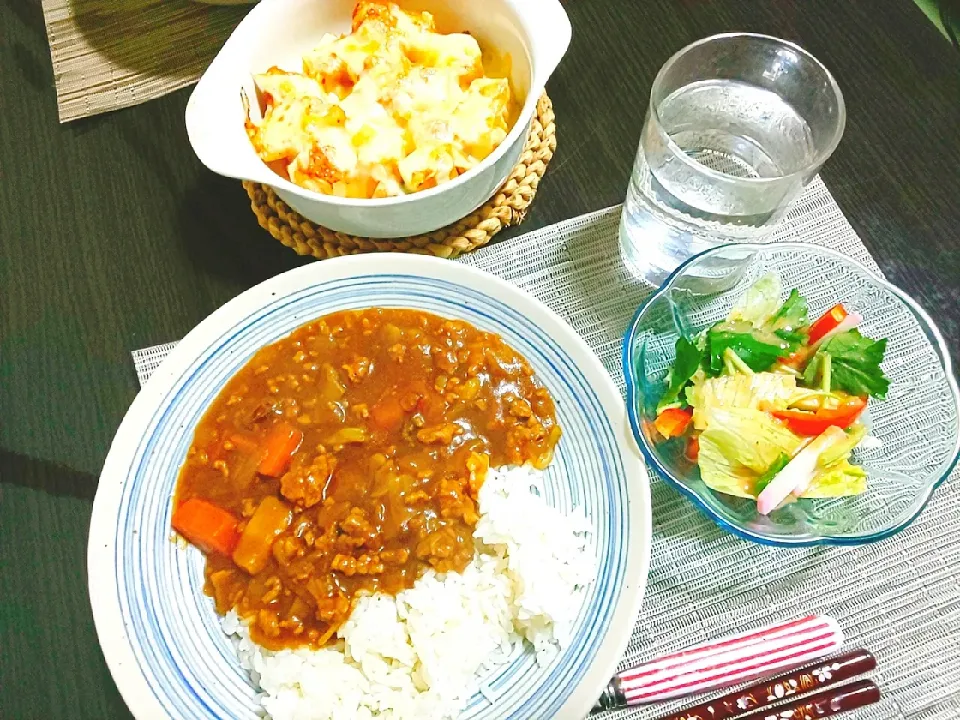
left=803, top=330, right=889, bottom=398
left=657, top=336, right=705, bottom=413
left=705, top=286, right=810, bottom=376
left=768, top=289, right=809, bottom=346
left=729, top=273, right=783, bottom=325
left=697, top=408, right=804, bottom=498
left=801, top=459, right=868, bottom=498
left=706, top=320, right=792, bottom=375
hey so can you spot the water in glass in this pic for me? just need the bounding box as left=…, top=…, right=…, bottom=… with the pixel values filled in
left=620, top=35, right=845, bottom=287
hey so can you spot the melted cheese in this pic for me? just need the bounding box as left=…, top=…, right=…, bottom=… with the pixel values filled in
left=247, top=0, right=514, bottom=199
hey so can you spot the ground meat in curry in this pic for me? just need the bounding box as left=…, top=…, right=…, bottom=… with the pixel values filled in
left=172, top=308, right=561, bottom=650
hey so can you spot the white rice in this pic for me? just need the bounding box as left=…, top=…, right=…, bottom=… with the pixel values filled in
left=223, top=465, right=595, bottom=720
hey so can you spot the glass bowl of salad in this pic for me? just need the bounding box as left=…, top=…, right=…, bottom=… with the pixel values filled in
left=623, top=242, right=960, bottom=546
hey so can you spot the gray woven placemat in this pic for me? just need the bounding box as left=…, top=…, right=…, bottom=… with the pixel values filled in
left=132, top=177, right=960, bottom=719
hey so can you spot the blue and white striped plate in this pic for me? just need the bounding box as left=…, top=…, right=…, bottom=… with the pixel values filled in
left=89, top=254, right=651, bottom=720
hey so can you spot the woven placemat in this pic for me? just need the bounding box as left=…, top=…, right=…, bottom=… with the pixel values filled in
left=242, top=93, right=556, bottom=259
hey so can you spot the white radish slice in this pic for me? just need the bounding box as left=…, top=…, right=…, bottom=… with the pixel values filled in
left=756, top=426, right=847, bottom=515
left=811, top=312, right=862, bottom=349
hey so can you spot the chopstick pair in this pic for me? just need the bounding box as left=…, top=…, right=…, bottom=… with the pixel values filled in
left=655, top=649, right=879, bottom=720
left=592, top=616, right=880, bottom=719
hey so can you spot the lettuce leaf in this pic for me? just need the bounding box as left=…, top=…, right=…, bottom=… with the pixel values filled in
left=800, top=459, right=868, bottom=498
left=729, top=273, right=783, bottom=325
left=818, top=423, right=867, bottom=467
left=691, top=372, right=796, bottom=430
left=698, top=408, right=805, bottom=498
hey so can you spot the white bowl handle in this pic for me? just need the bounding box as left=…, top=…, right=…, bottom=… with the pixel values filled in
left=185, top=63, right=274, bottom=184
left=517, top=0, right=572, bottom=87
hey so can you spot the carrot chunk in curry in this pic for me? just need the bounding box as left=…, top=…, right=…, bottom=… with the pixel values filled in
left=173, top=308, right=561, bottom=650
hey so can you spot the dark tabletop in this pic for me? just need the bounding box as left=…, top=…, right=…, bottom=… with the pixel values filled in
left=1, top=0, right=958, bottom=717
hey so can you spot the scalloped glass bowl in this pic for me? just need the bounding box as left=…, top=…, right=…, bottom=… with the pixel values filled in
left=623, top=242, right=960, bottom=546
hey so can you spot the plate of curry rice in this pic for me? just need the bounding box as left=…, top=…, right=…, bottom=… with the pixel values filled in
left=88, top=253, right=651, bottom=720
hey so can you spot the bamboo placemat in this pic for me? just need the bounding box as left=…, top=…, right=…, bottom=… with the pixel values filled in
left=41, top=0, right=247, bottom=123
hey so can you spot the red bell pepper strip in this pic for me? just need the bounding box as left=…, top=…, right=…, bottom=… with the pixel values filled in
left=654, top=407, right=693, bottom=439
left=808, top=303, right=848, bottom=345
left=771, top=396, right=867, bottom=436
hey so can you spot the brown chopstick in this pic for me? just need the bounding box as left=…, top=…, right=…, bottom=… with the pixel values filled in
left=733, top=680, right=880, bottom=720
left=655, top=649, right=877, bottom=720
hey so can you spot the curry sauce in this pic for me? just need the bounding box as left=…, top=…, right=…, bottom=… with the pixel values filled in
left=172, top=308, right=560, bottom=650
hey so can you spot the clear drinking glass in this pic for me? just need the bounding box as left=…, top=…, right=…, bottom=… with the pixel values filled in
left=620, top=34, right=846, bottom=287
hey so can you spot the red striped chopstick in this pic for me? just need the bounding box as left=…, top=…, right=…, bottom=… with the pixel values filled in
left=592, top=615, right=844, bottom=711
left=654, top=649, right=877, bottom=720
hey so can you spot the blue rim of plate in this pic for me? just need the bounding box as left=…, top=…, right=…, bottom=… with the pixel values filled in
left=89, top=254, right=651, bottom=720
left=622, top=241, right=960, bottom=548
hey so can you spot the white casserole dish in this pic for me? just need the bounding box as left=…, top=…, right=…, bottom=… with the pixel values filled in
left=185, top=0, right=571, bottom=238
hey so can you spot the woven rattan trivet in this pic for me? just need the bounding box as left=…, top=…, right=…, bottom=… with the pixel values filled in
left=242, top=94, right=556, bottom=259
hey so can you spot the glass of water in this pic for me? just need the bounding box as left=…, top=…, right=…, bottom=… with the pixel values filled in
left=620, top=33, right=846, bottom=287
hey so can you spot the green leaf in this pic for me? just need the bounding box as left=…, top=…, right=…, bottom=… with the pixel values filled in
left=657, top=336, right=705, bottom=412
left=755, top=453, right=791, bottom=494
left=768, top=289, right=809, bottom=345
left=802, top=352, right=823, bottom=387
left=804, top=330, right=890, bottom=398
left=706, top=320, right=792, bottom=375
left=706, top=288, right=809, bottom=376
